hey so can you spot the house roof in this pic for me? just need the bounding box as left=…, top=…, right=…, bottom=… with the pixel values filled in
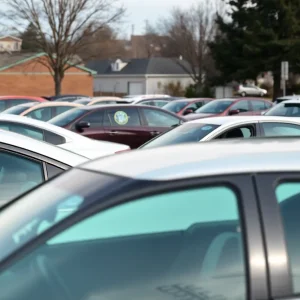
left=0, top=52, right=96, bottom=74
left=85, top=57, right=192, bottom=75
left=0, top=36, right=22, bottom=42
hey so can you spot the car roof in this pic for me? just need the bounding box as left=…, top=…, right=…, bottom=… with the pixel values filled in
left=0, top=114, right=90, bottom=142
left=279, top=99, right=300, bottom=104
left=22, top=102, right=83, bottom=109
left=0, top=129, right=87, bottom=166
left=276, top=95, right=300, bottom=100
left=0, top=96, right=46, bottom=101
left=79, top=104, right=180, bottom=111
left=80, top=138, right=300, bottom=181
left=186, top=115, right=300, bottom=125
left=170, top=98, right=213, bottom=103
left=10, top=102, right=39, bottom=108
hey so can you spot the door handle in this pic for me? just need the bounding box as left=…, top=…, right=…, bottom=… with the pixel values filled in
left=109, top=130, right=117, bottom=136
left=150, top=131, right=160, bottom=136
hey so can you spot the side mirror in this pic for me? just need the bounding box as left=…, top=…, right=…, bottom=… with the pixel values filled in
left=183, top=108, right=194, bottom=115
left=229, top=109, right=240, bottom=115
left=75, top=121, right=90, bottom=132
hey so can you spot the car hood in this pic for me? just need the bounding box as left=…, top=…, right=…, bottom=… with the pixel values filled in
left=59, top=139, right=130, bottom=159
left=184, top=113, right=216, bottom=120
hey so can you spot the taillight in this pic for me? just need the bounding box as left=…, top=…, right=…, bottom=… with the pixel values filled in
left=115, top=149, right=131, bottom=154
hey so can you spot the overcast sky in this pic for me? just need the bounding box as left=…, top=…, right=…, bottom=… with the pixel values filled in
left=121, top=0, right=194, bottom=36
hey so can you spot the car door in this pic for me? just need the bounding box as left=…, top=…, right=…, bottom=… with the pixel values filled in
left=255, top=173, right=300, bottom=298
left=0, top=171, right=267, bottom=300
left=103, top=107, right=148, bottom=148
left=140, top=107, right=182, bottom=140
left=260, top=122, right=300, bottom=137
left=71, top=110, right=107, bottom=140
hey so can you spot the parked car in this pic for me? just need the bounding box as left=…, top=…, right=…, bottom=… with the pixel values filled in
left=0, top=114, right=129, bottom=158
left=237, top=84, right=267, bottom=97
left=163, top=98, right=214, bottom=116
left=0, top=96, right=46, bottom=113
left=130, top=97, right=183, bottom=107
left=1, top=138, right=300, bottom=300
left=0, top=129, right=88, bottom=206
left=140, top=115, right=300, bottom=149
left=122, top=94, right=171, bottom=102
left=74, top=97, right=131, bottom=105
left=264, top=100, right=300, bottom=117
left=15, top=102, right=83, bottom=121
left=185, top=98, right=273, bottom=121
left=44, top=94, right=90, bottom=101
left=274, top=95, right=300, bottom=104
left=49, top=105, right=184, bottom=148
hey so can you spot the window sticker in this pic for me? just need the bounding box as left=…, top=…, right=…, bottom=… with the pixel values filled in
left=114, top=111, right=129, bottom=125
left=202, top=126, right=212, bottom=131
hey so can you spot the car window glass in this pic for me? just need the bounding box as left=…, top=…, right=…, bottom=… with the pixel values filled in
left=80, top=110, right=104, bottom=127
left=46, top=163, right=64, bottom=179
left=44, top=130, right=66, bottom=145
left=230, top=101, right=249, bottom=112
left=26, top=107, right=52, bottom=121
left=266, top=104, right=300, bottom=117
left=154, top=100, right=169, bottom=107
left=55, top=106, right=76, bottom=116
left=265, top=102, right=273, bottom=109
left=92, top=101, right=117, bottom=105
left=0, top=151, right=44, bottom=206
left=0, top=101, right=7, bottom=112
left=9, top=99, right=36, bottom=107
left=217, top=126, right=254, bottom=139
left=105, top=108, right=141, bottom=126
left=0, top=122, right=44, bottom=141
left=143, top=108, right=180, bottom=127
left=0, top=185, right=246, bottom=300
left=262, top=122, right=300, bottom=136
left=276, top=182, right=300, bottom=293
left=251, top=100, right=267, bottom=111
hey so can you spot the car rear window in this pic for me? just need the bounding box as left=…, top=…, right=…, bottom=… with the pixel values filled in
left=265, top=102, right=300, bottom=117
left=163, top=101, right=189, bottom=113
left=140, top=123, right=220, bottom=149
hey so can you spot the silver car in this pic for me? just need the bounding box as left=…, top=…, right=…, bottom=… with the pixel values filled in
left=0, top=138, right=299, bottom=300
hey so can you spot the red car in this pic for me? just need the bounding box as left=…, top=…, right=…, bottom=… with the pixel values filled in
left=163, top=98, right=214, bottom=116
left=49, top=105, right=185, bottom=149
left=0, top=96, right=46, bottom=113
left=184, top=97, right=273, bottom=121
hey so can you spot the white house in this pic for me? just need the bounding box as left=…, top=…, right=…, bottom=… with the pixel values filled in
left=86, top=57, right=194, bottom=95
left=0, top=36, right=22, bottom=52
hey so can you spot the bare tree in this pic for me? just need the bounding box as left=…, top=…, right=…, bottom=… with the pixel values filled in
left=1, top=0, right=125, bottom=95
left=158, top=0, right=225, bottom=89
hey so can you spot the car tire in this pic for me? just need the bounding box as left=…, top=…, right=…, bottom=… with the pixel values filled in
left=241, top=92, right=246, bottom=97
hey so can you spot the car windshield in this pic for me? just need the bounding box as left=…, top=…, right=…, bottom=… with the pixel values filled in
left=49, top=108, right=87, bottom=126
left=74, top=99, right=91, bottom=105
left=195, top=100, right=234, bottom=114
left=0, top=169, right=107, bottom=263
left=265, top=103, right=300, bottom=117
left=140, top=123, right=220, bottom=149
left=163, top=101, right=189, bottom=113
left=1, top=105, right=32, bottom=115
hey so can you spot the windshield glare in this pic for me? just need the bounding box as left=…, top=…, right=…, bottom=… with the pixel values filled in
left=265, top=103, right=300, bottom=116
left=195, top=100, right=233, bottom=114
left=48, top=108, right=86, bottom=126
left=163, top=101, right=189, bottom=113
left=140, top=123, right=220, bottom=149
left=0, top=169, right=105, bottom=262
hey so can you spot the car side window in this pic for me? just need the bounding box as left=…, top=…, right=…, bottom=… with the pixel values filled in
left=80, top=110, right=104, bottom=128
left=55, top=106, right=75, bottom=115
left=0, top=101, right=7, bottom=112
left=0, top=151, right=44, bottom=205
left=142, top=108, right=181, bottom=127
left=44, top=130, right=66, bottom=145
left=264, top=102, right=273, bottom=109
left=9, top=99, right=36, bottom=107
left=276, top=182, right=300, bottom=293
left=26, top=108, right=52, bottom=121
left=261, top=122, right=300, bottom=136
left=251, top=100, right=267, bottom=111
left=216, top=125, right=255, bottom=139
left=0, top=122, right=44, bottom=141
left=105, top=108, right=141, bottom=126
left=0, top=185, right=246, bottom=300
left=230, top=101, right=249, bottom=112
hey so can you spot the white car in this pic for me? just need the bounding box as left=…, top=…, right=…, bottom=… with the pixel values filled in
left=0, top=129, right=88, bottom=205
left=237, top=84, right=267, bottom=97
left=265, top=99, right=300, bottom=117
left=140, top=115, right=300, bottom=149
left=0, top=114, right=130, bottom=158
left=122, top=94, right=171, bottom=103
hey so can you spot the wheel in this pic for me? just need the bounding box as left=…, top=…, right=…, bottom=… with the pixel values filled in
left=241, top=92, right=246, bottom=97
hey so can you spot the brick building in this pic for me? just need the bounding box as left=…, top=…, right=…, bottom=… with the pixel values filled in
left=0, top=52, right=95, bottom=96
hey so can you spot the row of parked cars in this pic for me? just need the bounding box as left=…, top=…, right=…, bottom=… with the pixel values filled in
left=0, top=92, right=300, bottom=299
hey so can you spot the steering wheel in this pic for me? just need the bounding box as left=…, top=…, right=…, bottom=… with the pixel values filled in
left=31, top=255, right=73, bottom=300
